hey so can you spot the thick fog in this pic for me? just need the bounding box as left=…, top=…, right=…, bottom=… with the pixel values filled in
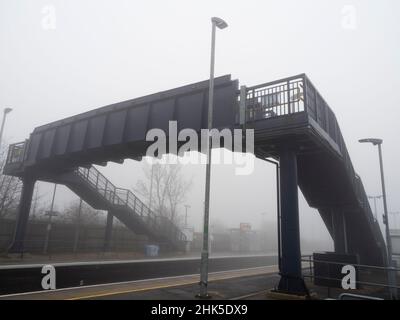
left=1, top=0, right=399, bottom=253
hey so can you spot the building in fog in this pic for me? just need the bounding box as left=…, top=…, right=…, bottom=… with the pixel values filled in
left=191, top=223, right=271, bottom=254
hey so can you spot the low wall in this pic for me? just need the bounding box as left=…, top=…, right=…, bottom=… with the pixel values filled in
left=0, top=218, right=148, bottom=254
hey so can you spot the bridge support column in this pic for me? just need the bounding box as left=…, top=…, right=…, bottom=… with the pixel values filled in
left=277, top=148, right=308, bottom=295
left=8, top=177, right=36, bottom=253
left=332, top=210, right=348, bottom=254
left=103, top=212, right=114, bottom=251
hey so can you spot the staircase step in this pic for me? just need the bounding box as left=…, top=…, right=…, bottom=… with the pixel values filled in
left=55, top=166, right=186, bottom=250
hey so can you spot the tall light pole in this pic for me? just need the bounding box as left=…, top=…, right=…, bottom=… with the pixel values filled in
left=0, top=107, right=13, bottom=147
left=43, top=184, right=58, bottom=255
left=359, top=138, right=397, bottom=299
left=198, top=17, right=228, bottom=299
left=184, top=204, right=191, bottom=227
left=368, top=195, right=382, bottom=220
left=73, top=198, right=83, bottom=253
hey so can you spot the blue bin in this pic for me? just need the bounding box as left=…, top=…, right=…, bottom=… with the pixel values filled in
left=145, top=245, right=159, bottom=257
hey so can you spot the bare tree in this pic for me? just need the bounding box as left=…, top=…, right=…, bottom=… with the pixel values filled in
left=0, top=146, right=22, bottom=219
left=59, top=199, right=106, bottom=226
left=135, top=161, right=192, bottom=225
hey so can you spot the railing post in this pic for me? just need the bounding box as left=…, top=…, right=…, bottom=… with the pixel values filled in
left=302, top=75, right=308, bottom=114
left=95, top=170, right=99, bottom=189
left=103, top=212, right=114, bottom=252
left=277, top=146, right=308, bottom=295
left=239, top=85, right=247, bottom=127
left=314, top=84, right=318, bottom=123
left=287, top=81, right=292, bottom=114
left=325, top=104, right=330, bottom=135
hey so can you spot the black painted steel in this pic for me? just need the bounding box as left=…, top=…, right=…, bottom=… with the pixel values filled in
left=332, top=210, right=348, bottom=254
left=57, top=166, right=187, bottom=250
left=8, top=177, right=35, bottom=253
left=5, top=75, right=238, bottom=175
left=313, top=252, right=359, bottom=288
left=104, top=213, right=114, bottom=251
left=3, top=74, right=388, bottom=294
left=246, top=75, right=385, bottom=263
left=276, top=147, right=307, bottom=294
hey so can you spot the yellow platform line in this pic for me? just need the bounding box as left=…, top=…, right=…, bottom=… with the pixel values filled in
left=68, top=266, right=278, bottom=300
left=0, top=265, right=278, bottom=300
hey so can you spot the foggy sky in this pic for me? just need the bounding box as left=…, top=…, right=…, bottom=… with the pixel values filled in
left=1, top=0, right=400, bottom=252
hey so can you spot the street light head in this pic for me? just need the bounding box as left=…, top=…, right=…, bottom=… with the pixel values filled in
left=4, top=108, right=12, bottom=114
left=211, top=17, right=228, bottom=29
left=359, top=138, right=383, bottom=146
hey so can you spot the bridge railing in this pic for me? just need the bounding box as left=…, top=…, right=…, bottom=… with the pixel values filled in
left=303, top=77, right=381, bottom=234
left=301, top=255, right=400, bottom=298
left=246, top=75, right=372, bottom=205
left=75, top=166, right=186, bottom=244
left=243, top=74, right=343, bottom=151
left=3, top=141, right=186, bottom=246
left=244, top=75, right=305, bottom=121
left=303, top=75, right=345, bottom=151
left=304, top=76, right=385, bottom=251
left=114, top=184, right=186, bottom=243
left=243, top=75, right=384, bottom=253
left=5, top=141, right=27, bottom=165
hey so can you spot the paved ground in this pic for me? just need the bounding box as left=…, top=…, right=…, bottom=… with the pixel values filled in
left=0, top=262, right=394, bottom=300
left=0, top=265, right=280, bottom=300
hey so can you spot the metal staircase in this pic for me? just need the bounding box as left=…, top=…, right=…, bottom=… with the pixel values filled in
left=55, top=165, right=187, bottom=250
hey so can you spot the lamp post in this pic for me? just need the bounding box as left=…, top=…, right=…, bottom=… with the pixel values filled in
left=198, top=17, right=228, bottom=299
left=43, top=184, right=58, bottom=255
left=359, top=138, right=397, bottom=299
left=73, top=198, right=83, bottom=253
left=0, top=107, right=13, bottom=147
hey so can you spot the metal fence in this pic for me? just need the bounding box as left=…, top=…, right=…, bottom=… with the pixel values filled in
left=0, top=218, right=154, bottom=263
left=6, top=141, right=26, bottom=165
left=302, top=255, right=400, bottom=299
left=245, top=75, right=305, bottom=121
